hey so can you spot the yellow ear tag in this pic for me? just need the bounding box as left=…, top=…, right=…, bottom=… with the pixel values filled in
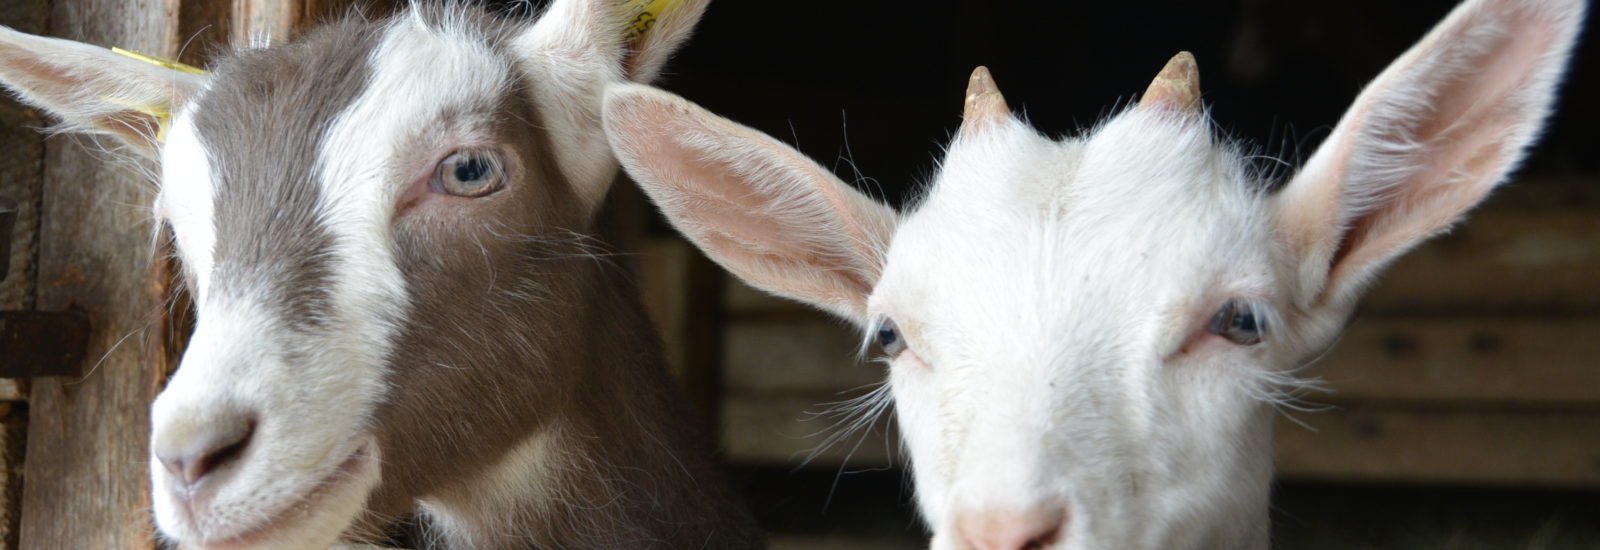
left=111, top=47, right=209, bottom=76
left=620, top=0, right=683, bottom=44
left=103, top=47, right=209, bottom=143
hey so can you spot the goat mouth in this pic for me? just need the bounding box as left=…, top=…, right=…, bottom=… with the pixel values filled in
left=187, top=439, right=377, bottom=549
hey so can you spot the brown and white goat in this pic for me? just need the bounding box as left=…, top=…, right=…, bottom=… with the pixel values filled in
left=0, top=1, right=761, bottom=548
left=602, top=0, right=1584, bottom=548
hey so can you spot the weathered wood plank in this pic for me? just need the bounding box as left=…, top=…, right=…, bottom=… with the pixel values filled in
left=1275, top=407, right=1600, bottom=487
left=638, top=236, right=726, bottom=432
left=0, top=409, right=25, bottom=550
left=17, top=0, right=183, bottom=547
left=0, top=2, right=49, bottom=546
left=722, top=393, right=897, bottom=467
left=232, top=0, right=299, bottom=45
left=725, top=316, right=877, bottom=394
left=640, top=237, right=693, bottom=379
left=0, top=0, right=49, bottom=312
left=1361, top=209, right=1600, bottom=314
left=1310, top=317, right=1600, bottom=406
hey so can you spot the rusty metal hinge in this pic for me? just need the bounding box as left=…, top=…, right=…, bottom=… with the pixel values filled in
left=0, top=194, right=92, bottom=378
left=0, top=311, right=90, bottom=378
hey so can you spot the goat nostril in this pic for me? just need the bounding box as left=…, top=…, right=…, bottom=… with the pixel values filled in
left=157, top=417, right=255, bottom=487
left=958, top=506, right=1067, bottom=550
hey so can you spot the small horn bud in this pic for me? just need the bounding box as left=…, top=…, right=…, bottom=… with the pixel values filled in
left=960, top=66, right=1009, bottom=137
left=1140, top=51, right=1201, bottom=114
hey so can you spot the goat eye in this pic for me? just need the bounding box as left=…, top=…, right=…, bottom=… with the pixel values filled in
left=1208, top=300, right=1264, bottom=346
left=433, top=150, right=504, bottom=197
left=877, top=319, right=907, bottom=357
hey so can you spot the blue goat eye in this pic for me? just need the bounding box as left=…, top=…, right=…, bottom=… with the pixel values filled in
left=433, top=150, right=505, bottom=198
left=877, top=319, right=907, bottom=357
left=1208, top=300, right=1265, bottom=346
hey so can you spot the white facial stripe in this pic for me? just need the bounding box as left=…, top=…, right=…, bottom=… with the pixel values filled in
left=313, top=16, right=515, bottom=371
left=150, top=15, right=522, bottom=545
left=159, top=112, right=217, bottom=296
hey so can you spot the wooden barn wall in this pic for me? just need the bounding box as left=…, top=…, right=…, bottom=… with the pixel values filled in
left=19, top=1, right=195, bottom=547
left=0, top=1, right=1593, bottom=549
left=0, top=1, right=49, bottom=547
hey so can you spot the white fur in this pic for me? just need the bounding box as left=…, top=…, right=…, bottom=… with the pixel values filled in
left=605, top=1, right=1583, bottom=548
left=157, top=113, right=217, bottom=295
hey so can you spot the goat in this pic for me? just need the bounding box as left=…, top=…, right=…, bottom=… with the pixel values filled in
left=0, top=1, right=762, bottom=548
left=600, top=0, right=1584, bottom=548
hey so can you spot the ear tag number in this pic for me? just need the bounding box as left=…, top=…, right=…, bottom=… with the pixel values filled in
left=620, top=0, right=682, bottom=44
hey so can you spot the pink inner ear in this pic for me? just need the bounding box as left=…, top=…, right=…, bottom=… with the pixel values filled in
left=1325, top=6, right=1562, bottom=290
left=0, top=51, right=75, bottom=91
left=614, top=94, right=885, bottom=317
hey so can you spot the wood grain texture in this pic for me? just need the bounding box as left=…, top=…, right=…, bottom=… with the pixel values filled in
left=0, top=2, right=49, bottom=545
left=0, top=0, right=49, bottom=312
left=721, top=393, right=897, bottom=467
left=17, top=0, right=182, bottom=547
left=232, top=0, right=298, bottom=45
left=638, top=235, right=728, bottom=438
left=1310, top=317, right=1600, bottom=407
left=0, top=411, right=26, bottom=550
left=1275, top=407, right=1600, bottom=487
left=1361, top=209, right=1600, bottom=314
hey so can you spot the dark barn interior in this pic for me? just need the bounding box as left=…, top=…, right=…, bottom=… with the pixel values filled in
left=0, top=0, right=1595, bottom=548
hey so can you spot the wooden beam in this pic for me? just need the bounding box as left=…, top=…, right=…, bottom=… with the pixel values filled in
left=0, top=0, right=49, bottom=312
left=725, top=316, right=878, bottom=394
left=17, top=0, right=184, bottom=547
left=233, top=0, right=299, bottom=45
left=0, top=410, right=24, bottom=550
left=722, top=393, right=897, bottom=467
left=1310, top=317, right=1600, bottom=407
left=0, top=1, right=48, bottom=545
left=1276, top=407, right=1600, bottom=487
left=638, top=236, right=726, bottom=438
left=1361, top=208, right=1600, bottom=314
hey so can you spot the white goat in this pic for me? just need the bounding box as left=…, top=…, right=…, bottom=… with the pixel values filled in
left=601, top=0, right=1584, bottom=548
left=0, top=1, right=762, bottom=549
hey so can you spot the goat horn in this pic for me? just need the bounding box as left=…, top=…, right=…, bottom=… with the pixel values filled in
left=960, top=66, right=1009, bottom=137
left=1140, top=51, right=1201, bottom=114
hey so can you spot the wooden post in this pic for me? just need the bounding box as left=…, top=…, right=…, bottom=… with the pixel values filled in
left=16, top=0, right=182, bottom=547
left=0, top=0, right=49, bottom=547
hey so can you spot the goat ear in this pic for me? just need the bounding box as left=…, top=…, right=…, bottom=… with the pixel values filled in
left=0, top=26, right=206, bottom=158
left=525, top=0, right=707, bottom=83
left=603, top=84, right=896, bottom=326
left=1274, top=0, right=1583, bottom=311
left=619, top=0, right=709, bottom=82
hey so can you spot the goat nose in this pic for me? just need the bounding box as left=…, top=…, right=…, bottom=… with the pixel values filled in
left=957, top=506, right=1066, bottom=550
left=154, top=412, right=255, bottom=487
